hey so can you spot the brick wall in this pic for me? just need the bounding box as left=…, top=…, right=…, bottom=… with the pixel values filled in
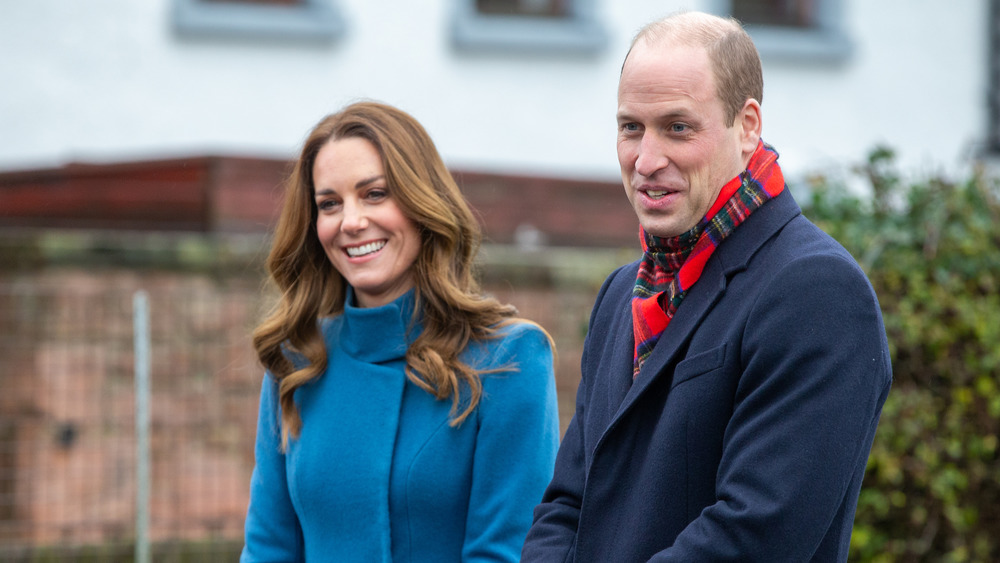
left=0, top=156, right=637, bottom=247
left=0, top=250, right=613, bottom=552
left=0, top=155, right=637, bottom=554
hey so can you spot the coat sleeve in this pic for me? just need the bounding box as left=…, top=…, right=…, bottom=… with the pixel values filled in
left=461, top=322, right=561, bottom=563
left=240, top=374, right=304, bottom=563
left=651, top=252, right=892, bottom=561
left=521, top=267, right=624, bottom=562
left=519, top=373, right=588, bottom=562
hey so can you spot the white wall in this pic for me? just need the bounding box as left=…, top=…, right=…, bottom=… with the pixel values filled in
left=761, top=0, right=989, bottom=181
left=0, top=0, right=988, bottom=183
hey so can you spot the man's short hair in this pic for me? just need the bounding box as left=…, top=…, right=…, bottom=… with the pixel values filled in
left=628, top=12, right=763, bottom=126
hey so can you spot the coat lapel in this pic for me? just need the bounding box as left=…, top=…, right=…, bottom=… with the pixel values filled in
left=609, top=253, right=727, bottom=424
left=598, top=262, right=646, bottom=422
left=606, top=189, right=802, bottom=428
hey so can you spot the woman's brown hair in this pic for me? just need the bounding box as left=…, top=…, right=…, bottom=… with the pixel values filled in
left=252, top=101, right=545, bottom=448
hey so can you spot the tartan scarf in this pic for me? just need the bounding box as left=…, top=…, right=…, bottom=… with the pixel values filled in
left=631, top=140, right=785, bottom=378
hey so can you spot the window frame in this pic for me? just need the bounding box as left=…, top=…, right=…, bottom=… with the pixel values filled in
left=172, top=0, right=344, bottom=42
left=450, top=0, right=607, bottom=55
left=709, top=0, right=852, bottom=63
left=988, top=0, right=1000, bottom=153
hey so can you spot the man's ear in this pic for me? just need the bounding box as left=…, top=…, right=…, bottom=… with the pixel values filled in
left=737, top=99, right=762, bottom=156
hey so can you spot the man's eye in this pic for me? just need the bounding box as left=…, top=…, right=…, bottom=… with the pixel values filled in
left=670, top=123, right=689, bottom=133
left=622, top=123, right=640, bottom=132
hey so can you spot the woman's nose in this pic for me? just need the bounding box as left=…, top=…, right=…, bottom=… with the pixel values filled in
left=340, top=201, right=368, bottom=234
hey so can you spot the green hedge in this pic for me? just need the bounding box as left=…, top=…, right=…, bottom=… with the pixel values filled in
left=800, top=148, right=1000, bottom=562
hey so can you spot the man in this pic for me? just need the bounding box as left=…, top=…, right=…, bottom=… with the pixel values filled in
left=521, top=11, right=891, bottom=562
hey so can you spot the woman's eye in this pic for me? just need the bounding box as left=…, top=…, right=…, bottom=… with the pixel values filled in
left=365, top=188, right=388, bottom=201
left=317, top=199, right=341, bottom=211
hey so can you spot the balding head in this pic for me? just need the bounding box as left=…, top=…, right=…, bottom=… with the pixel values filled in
left=624, top=12, right=763, bottom=126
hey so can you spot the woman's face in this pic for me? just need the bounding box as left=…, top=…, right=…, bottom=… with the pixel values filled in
left=312, top=137, right=421, bottom=308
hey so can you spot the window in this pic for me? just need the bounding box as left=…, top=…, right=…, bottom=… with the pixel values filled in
left=172, top=0, right=344, bottom=42
left=204, top=0, right=302, bottom=4
left=990, top=0, right=1000, bottom=153
left=712, top=0, right=851, bottom=62
left=475, top=0, right=569, bottom=18
left=451, top=0, right=606, bottom=55
left=733, top=0, right=816, bottom=28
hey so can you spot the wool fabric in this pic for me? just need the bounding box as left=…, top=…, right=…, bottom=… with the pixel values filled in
left=242, top=289, right=559, bottom=562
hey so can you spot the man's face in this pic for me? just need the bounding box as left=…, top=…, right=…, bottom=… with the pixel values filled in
left=617, top=40, right=749, bottom=238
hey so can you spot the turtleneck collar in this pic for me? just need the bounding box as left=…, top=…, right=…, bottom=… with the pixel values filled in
left=335, top=286, right=420, bottom=364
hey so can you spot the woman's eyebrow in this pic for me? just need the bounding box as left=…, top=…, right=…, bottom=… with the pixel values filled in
left=313, top=175, right=385, bottom=198
left=355, top=175, right=384, bottom=189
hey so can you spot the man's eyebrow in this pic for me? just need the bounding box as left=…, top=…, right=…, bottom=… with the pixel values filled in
left=618, top=108, right=696, bottom=123
left=660, top=109, right=694, bottom=120
left=616, top=108, right=641, bottom=124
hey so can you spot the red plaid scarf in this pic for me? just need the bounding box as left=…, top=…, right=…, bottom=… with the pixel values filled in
left=631, top=141, right=785, bottom=378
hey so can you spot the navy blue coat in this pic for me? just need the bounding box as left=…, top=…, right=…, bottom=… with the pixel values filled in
left=522, top=189, right=892, bottom=562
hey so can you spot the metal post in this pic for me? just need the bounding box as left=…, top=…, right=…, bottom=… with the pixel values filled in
left=133, top=291, right=151, bottom=563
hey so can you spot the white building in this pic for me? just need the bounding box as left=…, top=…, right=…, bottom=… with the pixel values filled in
left=0, top=0, right=990, bottom=184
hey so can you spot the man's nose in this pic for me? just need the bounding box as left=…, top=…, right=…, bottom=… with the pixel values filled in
left=634, top=134, right=669, bottom=177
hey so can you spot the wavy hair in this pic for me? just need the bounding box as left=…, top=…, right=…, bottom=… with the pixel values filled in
left=253, top=101, right=545, bottom=449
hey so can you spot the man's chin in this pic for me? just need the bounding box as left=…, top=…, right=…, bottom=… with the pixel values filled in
left=639, top=216, right=692, bottom=239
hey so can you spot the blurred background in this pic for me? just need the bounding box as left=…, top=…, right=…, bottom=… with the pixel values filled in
left=0, top=0, right=997, bottom=561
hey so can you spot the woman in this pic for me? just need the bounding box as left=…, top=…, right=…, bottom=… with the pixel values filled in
left=241, top=101, right=560, bottom=562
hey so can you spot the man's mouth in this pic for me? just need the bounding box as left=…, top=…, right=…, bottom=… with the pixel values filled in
left=642, top=188, right=676, bottom=200
left=345, top=240, right=386, bottom=258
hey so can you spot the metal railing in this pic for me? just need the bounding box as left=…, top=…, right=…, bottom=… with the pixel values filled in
left=0, top=272, right=264, bottom=561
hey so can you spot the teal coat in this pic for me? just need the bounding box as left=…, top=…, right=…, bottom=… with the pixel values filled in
left=242, top=289, right=559, bottom=562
